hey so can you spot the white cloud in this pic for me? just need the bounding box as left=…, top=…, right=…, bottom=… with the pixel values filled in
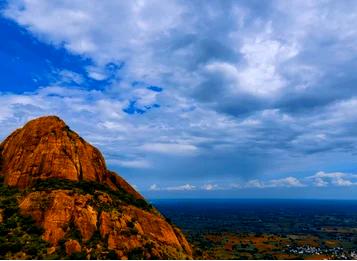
left=269, top=177, right=305, bottom=187
left=140, top=143, right=198, bottom=156
left=3, top=0, right=185, bottom=83
left=107, top=159, right=151, bottom=169
left=334, top=178, right=354, bottom=187
left=149, top=184, right=159, bottom=191
left=145, top=172, right=357, bottom=191
left=201, top=34, right=299, bottom=99
left=148, top=183, right=196, bottom=191
left=313, top=177, right=329, bottom=187
left=308, top=171, right=357, bottom=187
left=245, top=179, right=265, bottom=188
left=86, top=66, right=109, bottom=81
left=237, top=36, right=298, bottom=97
left=166, top=184, right=196, bottom=191
left=245, top=177, right=304, bottom=188
left=201, top=184, right=219, bottom=191
left=57, top=70, right=85, bottom=85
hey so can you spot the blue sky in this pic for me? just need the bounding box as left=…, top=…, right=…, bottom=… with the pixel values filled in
left=1, top=0, right=357, bottom=199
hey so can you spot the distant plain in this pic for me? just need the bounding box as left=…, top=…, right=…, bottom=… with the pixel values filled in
left=152, top=199, right=357, bottom=259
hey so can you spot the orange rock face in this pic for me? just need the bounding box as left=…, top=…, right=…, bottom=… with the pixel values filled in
left=0, top=116, right=192, bottom=259
left=1, top=116, right=106, bottom=188
left=0, top=116, right=142, bottom=199
left=19, top=190, right=97, bottom=245
left=65, top=240, right=82, bottom=256
left=19, top=190, right=192, bottom=259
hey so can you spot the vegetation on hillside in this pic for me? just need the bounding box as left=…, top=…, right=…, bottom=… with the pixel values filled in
left=0, top=177, right=157, bottom=259
left=0, top=182, right=50, bottom=259
left=32, top=178, right=153, bottom=212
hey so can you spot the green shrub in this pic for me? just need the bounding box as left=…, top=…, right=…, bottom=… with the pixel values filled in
left=0, top=183, right=50, bottom=259
left=0, top=225, right=7, bottom=236
left=25, top=243, right=41, bottom=256
left=4, top=217, right=17, bottom=229
left=127, top=220, right=135, bottom=228
left=86, top=230, right=101, bottom=248
left=69, top=251, right=87, bottom=260
left=0, top=184, right=19, bottom=197
left=26, top=223, right=44, bottom=235
left=130, top=227, right=139, bottom=235
left=127, top=247, right=145, bottom=260
left=6, top=241, right=23, bottom=253
left=107, top=250, right=117, bottom=259
left=68, top=221, right=82, bottom=242
left=3, top=206, right=19, bottom=219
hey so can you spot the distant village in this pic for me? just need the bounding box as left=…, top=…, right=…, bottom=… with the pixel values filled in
left=287, top=245, right=357, bottom=259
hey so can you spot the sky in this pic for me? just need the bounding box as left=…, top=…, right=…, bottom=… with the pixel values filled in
left=1, top=0, right=357, bottom=199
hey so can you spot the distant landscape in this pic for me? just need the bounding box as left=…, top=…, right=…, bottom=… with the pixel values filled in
left=153, top=199, right=357, bottom=259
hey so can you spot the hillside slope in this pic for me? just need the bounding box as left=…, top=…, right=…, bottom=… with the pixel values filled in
left=0, top=116, right=192, bottom=259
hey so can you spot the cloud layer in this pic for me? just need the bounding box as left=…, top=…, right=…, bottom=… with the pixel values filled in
left=149, top=171, right=357, bottom=192
left=1, top=0, right=357, bottom=196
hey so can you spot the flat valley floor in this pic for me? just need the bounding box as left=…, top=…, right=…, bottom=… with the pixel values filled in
left=152, top=199, right=357, bottom=260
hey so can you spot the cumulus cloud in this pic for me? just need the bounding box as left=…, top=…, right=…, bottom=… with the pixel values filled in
left=245, top=177, right=305, bottom=188
left=236, top=31, right=299, bottom=97
left=269, top=177, right=305, bottom=187
left=308, top=171, right=357, bottom=187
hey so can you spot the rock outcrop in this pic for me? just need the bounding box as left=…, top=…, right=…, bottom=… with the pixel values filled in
left=0, top=116, right=142, bottom=199
left=0, top=116, right=192, bottom=259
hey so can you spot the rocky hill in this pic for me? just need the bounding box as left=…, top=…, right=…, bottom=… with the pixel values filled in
left=0, top=116, right=192, bottom=259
